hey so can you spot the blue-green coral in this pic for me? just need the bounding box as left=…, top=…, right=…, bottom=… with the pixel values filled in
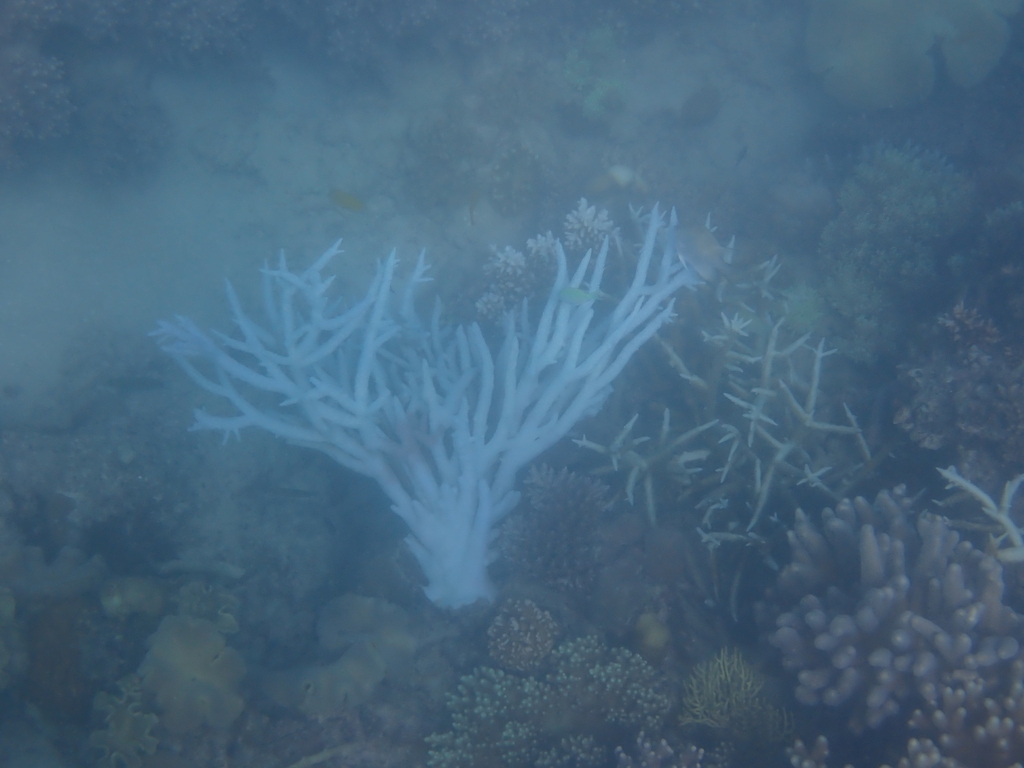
left=819, top=144, right=975, bottom=362
left=427, top=635, right=672, bottom=768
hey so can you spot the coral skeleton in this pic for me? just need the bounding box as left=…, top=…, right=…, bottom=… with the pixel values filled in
left=154, top=206, right=699, bottom=608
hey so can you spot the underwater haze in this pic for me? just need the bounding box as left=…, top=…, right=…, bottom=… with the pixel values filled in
left=0, top=1, right=1023, bottom=767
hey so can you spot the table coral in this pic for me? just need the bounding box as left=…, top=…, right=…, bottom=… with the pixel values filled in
left=806, top=0, right=1023, bottom=109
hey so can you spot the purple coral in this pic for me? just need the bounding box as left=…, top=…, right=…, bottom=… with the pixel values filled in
left=760, top=486, right=1024, bottom=746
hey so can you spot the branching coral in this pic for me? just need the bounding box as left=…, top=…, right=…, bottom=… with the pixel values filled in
left=498, top=464, right=613, bottom=598
left=760, top=485, right=1024, bottom=753
left=487, top=598, right=559, bottom=673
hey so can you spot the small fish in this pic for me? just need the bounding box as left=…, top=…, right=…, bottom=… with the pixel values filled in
left=677, top=213, right=735, bottom=282
left=329, top=189, right=365, bottom=212
left=559, top=286, right=610, bottom=305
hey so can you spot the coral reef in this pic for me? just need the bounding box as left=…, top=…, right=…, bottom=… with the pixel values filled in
left=818, top=145, right=975, bottom=363
left=0, top=43, right=73, bottom=163
left=487, top=598, right=558, bottom=673
left=426, top=634, right=673, bottom=768
left=759, top=484, right=1024, bottom=756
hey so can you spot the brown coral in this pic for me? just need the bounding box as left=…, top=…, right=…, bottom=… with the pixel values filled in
left=138, top=615, right=246, bottom=733
left=487, top=598, right=558, bottom=673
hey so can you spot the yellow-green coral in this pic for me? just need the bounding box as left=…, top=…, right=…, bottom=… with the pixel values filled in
left=680, top=648, right=791, bottom=746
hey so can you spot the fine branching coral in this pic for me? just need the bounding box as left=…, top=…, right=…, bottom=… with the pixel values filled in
left=427, top=635, right=673, bottom=768
left=680, top=648, right=791, bottom=754
left=896, top=302, right=1024, bottom=468
left=487, top=598, right=559, bottom=673
left=138, top=614, right=246, bottom=733
left=818, top=145, right=975, bottom=363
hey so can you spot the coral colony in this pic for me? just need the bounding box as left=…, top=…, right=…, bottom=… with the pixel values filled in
left=154, top=206, right=700, bottom=608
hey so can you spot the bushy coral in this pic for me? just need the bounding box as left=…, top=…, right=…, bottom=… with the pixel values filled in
left=759, top=485, right=1024, bottom=752
left=427, top=635, right=673, bottom=768
left=498, top=465, right=613, bottom=598
left=819, top=145, right=975, bottom=362
left=896, top=302, right=1024, bottom=468
left=487, top=598, right=559, bottom=673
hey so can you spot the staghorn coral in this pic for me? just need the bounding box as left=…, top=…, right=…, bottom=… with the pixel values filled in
left=138, top=614, right=246, bottom=733
left=487, top=598, right=559, bottom=673
left=806, top=0, right=1023, bottom=109
left=759, top=485, right=1024, bottom=750
left=426, top=635, right=673, bottom=768
left=819, top=145, right=975, bottom=363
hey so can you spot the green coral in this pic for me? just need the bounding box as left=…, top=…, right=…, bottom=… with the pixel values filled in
left=818, top=144, right=975, bottom=362
left=427, top=636, right=672, bottom=768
